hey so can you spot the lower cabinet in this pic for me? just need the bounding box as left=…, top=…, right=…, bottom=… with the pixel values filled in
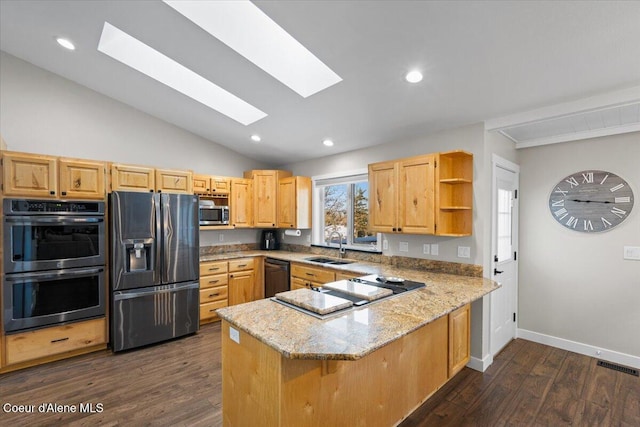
left=290, top=263, right=336, bottom=290
left=199, top=260, right=229, bottom=324
left=3, top=318, right=107, bottom=367
left=448, top=303, right=471, bottom=377
left=228, top=258, right=256, bottom=306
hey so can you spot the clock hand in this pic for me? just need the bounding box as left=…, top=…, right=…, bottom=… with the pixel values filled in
left=570, top=199, right=612, bottom=204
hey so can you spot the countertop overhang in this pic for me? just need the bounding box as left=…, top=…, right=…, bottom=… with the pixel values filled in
left=211, top=250, right=499, bottom=361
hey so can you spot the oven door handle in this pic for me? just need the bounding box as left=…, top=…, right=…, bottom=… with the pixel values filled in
left=5, top=216, right=104, bottom=224
left=4, top=267, right=104, bottom=281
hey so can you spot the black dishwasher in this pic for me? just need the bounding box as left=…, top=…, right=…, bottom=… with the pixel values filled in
left=265, top=258, right=290, bottom=298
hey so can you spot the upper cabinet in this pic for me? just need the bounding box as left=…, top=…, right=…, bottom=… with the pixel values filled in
left=59, top=159, right=107, bottom=199
left=155, top=168, right=192, bottom=194
left=111, top=164, right=192, bottom=194
left=110, top=163, right=155, bottom=193
left=368, top=151, right=472, bottom=236
left=369, top=154, right=435, bottom=234
left=278, top=176, right=311, bottom=229
left=435, top=151, right=473, bottom=236
left=193, top=174, right=230, bottom=196
left=1, top=151, right=106, bottom=200
left=230, top=178, right=253, bottom=228
left=244, top=170, right=292, bottom=228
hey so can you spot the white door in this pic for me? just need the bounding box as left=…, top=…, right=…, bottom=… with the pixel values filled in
left=490, top=156, right=519, bottom=356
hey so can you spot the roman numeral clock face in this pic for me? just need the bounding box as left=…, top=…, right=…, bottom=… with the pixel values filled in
left=548, top=170, right=634, bottom=232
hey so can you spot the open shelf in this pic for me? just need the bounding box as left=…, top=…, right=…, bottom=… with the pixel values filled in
left=436, top=151, right=473, bottom=236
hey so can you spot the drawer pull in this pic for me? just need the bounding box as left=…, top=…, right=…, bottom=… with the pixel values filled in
left=209, top=280, right=220, bottom=284
left=237, top=264, right=247, bottom=268
left=51, top=337, right=69, bottom=344
left=209, top=309, right=217, bottom=313
left=305, top=272, right=315, bottom=276
left=208, top=267, right=220, bottom=271
left=209, top=293, right=220, bottom=297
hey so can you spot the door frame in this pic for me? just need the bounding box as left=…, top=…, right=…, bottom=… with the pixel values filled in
left=490, top=154, right=520, bottom=355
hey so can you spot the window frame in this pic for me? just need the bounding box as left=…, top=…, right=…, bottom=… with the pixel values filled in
left=312, top=169, right=382, bottom=253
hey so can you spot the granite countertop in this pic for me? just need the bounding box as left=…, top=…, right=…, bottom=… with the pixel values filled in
left=211, top=250, right=499, bottom=361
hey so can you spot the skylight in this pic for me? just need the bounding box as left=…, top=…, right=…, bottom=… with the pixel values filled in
left=97, top=22, right=266, bottom=126
left=163, top=0, right=342, bottom=98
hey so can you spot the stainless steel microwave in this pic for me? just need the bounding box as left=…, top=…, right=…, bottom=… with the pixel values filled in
left=199, top=201, right=229, bottom=225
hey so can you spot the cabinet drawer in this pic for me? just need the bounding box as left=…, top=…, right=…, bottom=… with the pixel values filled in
left=200, top=261, right=228, bottom=276
left=200, top=300, right=227, bottom=322
left=290, top=276, right=324, bottom=290
left=200, top=285, right=228, bottom=304
left=200, top=273, right=228, bottom=289
left=228, top=258, right=255, bottom=272
left=5, top=318, right=106, bottom=366
left=291, top=264, right=336, bottom=284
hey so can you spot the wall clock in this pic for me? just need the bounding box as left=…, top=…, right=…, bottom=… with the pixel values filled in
left=548, top=170, right=634, bottom=233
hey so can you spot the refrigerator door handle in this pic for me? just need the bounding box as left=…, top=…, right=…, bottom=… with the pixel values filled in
left=162, top=193, right=172, bottom=284
left=113, top=282, right=199, bottom=301
left=153, top=193, right=163, bottom=285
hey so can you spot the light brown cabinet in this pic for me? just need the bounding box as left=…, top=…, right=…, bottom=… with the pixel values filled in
left=278, top=176, right=311, bottom=229
left=199, top=261, right=229, bottom=324
left=369, top=154, right=435, bottom=234
left=230, top=178, right=253, bottom=228
left=1, top=151, right=106, bottom=199
left=155, top=168, right=192, bottom=194
left=244, top=170, right=292, bottom=228
left=193, top=174, right=231, bottom=196
left=448, top=303, right=471, bottom=378
left=436, top=151, right=473, bottom=236
left=110, top=163, right=155, bottom=193
left=4, top=318, right=106, bottom=367
left=290, top=263, right=336, bottom=290
left=59, top=159, right=106, bottom=199
left=228, top=258, right=256, bottom=306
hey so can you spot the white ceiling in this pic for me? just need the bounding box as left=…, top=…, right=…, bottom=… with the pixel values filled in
left=1, top=1, right=640, bottom=166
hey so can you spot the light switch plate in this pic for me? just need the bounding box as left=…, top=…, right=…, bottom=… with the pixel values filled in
left=457, top=246, right=471, bottom=258
left=623, top=246, right=640, bottom=260
left=430, top=244, right=439, bottom=256
left=383, top=239, right=389, bottom=250
left=229, top=326, right=240, bottom=344
left=219, top=233, right=224, bottom=242
left=399, top=242, right=409, bottom=252
left=423, top=244, right=430, bottom=255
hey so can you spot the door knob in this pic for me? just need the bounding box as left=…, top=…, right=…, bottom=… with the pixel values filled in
left=494, top=268, right=504, bottom=275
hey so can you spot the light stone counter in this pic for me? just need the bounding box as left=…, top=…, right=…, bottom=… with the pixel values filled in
left=211, top=250, right=499, bottom=360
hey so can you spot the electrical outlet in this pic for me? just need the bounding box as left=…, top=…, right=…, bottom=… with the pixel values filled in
left=623, top=246, right=640, bottom=260
left=219, top=233, right=224, bottom=242
left=423, top=244, right=430, bottom=255
left=430, top=244, right=439, bottom=256
left=306, top=234, right=311, bottom=243
left=457, top=246, right=471, bottom=258
left=399, top=242, right=409, bottom=252
left=282, top=232, right=285, bottom=240
left=383, top=239, right=389, bottom=250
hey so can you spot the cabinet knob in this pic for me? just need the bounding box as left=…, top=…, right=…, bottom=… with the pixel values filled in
left=61, top=191, right=67, bottom=196
left=398, top=228, right=402, bottom=232
left=50, top=191, right=55, bottom=195
left=392, top=227, right=396, bottom=232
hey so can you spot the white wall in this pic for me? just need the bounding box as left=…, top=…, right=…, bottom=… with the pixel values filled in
left=518, top=132, right=640, bottom=358
left=279, top=123, right=487, bottom=266
left=0, top=52, right=266, bottom=176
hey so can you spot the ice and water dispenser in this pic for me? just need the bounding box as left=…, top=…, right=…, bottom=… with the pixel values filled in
left=125, top=239, right=153, bottom=272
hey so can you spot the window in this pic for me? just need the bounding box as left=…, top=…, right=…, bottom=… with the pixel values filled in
left=313, top=171, right=380, bottom=252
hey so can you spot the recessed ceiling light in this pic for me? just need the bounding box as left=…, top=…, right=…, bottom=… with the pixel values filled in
left=405, top=70, right=423, bottom=83
left=163, top=0, right=342, bottom=98
left=250, top=134, right=261, bottom=142
left=97, top=22, right=266, bottom=126
left=56, top=37, right=75, bottom=51
left=322, top=139, right=334, bottom=147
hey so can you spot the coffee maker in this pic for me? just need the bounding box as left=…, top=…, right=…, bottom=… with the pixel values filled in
left=261, top=230, right=279, bottom=250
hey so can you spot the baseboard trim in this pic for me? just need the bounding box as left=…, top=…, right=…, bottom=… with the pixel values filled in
left=517, top=328, right=640, bottom=369
left=467, top=353, right=494, bottom=372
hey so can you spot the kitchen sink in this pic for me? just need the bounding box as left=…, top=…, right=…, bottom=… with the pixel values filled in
left=305, top=257, right=354, bottom=265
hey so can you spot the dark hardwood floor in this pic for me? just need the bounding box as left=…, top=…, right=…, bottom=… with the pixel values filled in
left=1, top=322, right=638, bottom=426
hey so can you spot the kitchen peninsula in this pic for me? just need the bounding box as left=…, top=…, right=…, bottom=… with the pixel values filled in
left=216, top=254, right=498, bottom=427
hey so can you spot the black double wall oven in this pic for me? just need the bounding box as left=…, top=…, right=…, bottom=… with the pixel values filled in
left=2, top=199, right=106, bottom=333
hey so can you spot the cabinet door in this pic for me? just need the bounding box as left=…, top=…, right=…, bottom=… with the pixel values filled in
left=59, top=159, right=106, bottom=199
left=1, top=152, right=57, bottom=197
left=111, top=164, right=155, bottom=193
left=193, top=174, right=211, bottom=195
left=230, top=179, right=253, bottom=227
left=448, top=304, right=471, bottom=377
left=368, top=161, right=398, bottom=232
left=228, top=270, right=254, bottom=306
left=156, top=168, right=193, bottom=194
left=399, top=155, right=435, bottom=234
left=211, top=176, right=230, bottom=194
left=278, top=177, right=295, bottom=228
left=253, top=171, right=278, bottom=228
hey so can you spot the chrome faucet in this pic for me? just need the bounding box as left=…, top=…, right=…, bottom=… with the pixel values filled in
left=327, top=231, right=346, bottom=259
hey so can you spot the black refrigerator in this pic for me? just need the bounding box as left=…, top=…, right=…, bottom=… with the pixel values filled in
left=110, top=191, right=199, bottom=352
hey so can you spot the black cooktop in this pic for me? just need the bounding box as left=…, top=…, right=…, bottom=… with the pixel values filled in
left=349, top=276, right=426, bottom=294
